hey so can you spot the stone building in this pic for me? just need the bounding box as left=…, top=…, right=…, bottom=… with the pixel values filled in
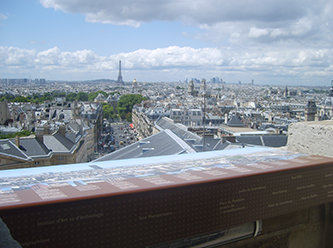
left=0, top=101, right=11, bottom=125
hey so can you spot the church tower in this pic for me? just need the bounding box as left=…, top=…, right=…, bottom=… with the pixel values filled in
left=188, top=80, right=194, bottom=96
left=305, top=100, right=317, bottom=122
left=284, top=86, right=289, bottom=97
left=200, top=78, right=206, bottom=92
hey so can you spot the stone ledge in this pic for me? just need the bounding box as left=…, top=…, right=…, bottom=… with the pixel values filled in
left=288, top=120, right=333, bottom=158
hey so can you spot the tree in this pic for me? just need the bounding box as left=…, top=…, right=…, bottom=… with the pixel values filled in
left=125, top=113, right=132, bottom=123
left=66, top=93, right=77, bottom=101
left=116, top=94, right=146, bottom=120
left=42, top=92, right=53, bottom=101
left=76, top=92, right=88, bottom=101
left=53, top=92, right=66, bottom=97
left=102, top=103, right=115, bottom=119
left=12, top=96, right=29, bottom=102
left=0, top=130, right=32, bottom=140
left=88, top=91, right=108, bottom=101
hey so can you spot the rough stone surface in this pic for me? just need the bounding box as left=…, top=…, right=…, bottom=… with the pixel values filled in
left=218, top=204, right=332, bottom=248
left=287, top=120, right=333, bottom=158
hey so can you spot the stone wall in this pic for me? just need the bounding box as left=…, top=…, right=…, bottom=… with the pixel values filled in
left=218, top=120, right=333, bottom=248
left=219, top=203, right=332, bottom=248
left=287, top=120, right=333, bottom=158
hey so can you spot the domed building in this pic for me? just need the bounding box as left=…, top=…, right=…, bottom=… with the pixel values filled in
left=132, top=78, right=138, bottom=88
left=318, top=80, right=333, bottom=120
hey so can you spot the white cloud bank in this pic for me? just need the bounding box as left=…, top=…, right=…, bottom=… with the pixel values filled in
left=39, top=0, right=333, bottom=45
left=1, top=45, right=332, bottom=85
left=40, top=0, right=313, bottom=27
left=2, top=1, right=332, bottom=85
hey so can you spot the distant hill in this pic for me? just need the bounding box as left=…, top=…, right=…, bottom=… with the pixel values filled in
left=91, top=79, right=116, bottom=83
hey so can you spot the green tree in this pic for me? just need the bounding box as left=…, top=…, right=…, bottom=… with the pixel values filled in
left=0, top=94, right=15, bottom=102
left=116, top=94, right=146, bottom=120
left=125, top=113, right=132, bottom=123
left=42, top=92, right=53, bottom=101
left=12, top=96, right=29, bottom=102
left=102, top=103, right=115, bottom=119
left=0, top=130, right=32, bottom=140
left=53, top=92, right=66, bottom=97
left=88, top=91, right=108, bottom=101
left=76, top=92, right=88, bottom=101
left=66, top=93, right=77, bottom=101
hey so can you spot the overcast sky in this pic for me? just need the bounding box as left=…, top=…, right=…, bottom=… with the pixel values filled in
left=1, top=0, right=333, bottom=86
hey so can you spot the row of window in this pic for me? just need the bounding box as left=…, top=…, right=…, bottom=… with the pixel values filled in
left=172, top=111, right=202, bottom=116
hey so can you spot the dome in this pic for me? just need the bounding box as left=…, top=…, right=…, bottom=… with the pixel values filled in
left=322, top=97, right=333, bottom=107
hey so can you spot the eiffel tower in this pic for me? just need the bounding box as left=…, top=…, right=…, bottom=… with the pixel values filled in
left=117, top=60, right=124, bottom=85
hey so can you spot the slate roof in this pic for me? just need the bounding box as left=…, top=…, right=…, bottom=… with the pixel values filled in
left=94, top=93, right=106, bottom=101
left=9, top=138, right=51, bottom=158
left=93, top=129, right=196, bottom=162
left=155, top=117, right=202, bottom=143
left=43, top=131, right=75, bottom=153
left=235, top=135, right=287, bottom=147
left=213, top=141, right=233, bottom=150
left=235, top=136, right=263, bottom=146
left=261, top=135, right=288, bottom=147
left=227, top=115, right=246, bottom=127
left=0, top=139, right=30, bottom=161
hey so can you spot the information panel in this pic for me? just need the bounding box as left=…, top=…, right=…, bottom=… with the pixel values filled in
left=0, top=147, right=332, bottom=247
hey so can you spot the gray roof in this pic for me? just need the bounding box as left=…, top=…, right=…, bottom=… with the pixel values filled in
left=227, top=115, right=246, bottom=127
left=236, top=135, right=287, bottom=147
left=93, top=129, right=196, bottom=162
left=155, top=117, right=202, bottom=143
left=0, top=139, right=30, bottom=161
left=9, top=138, right=51, bottom=158
left=212, top=141, right=232, bottom=150
left=43, top=131, right=75, bottom=152
left=261, top=135, right=288, bottom=147
left=236, top=136, right=263, bottom=146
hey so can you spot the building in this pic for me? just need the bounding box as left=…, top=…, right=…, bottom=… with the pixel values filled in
left=187, top=80, right=198, bottom=97
left=318, top=80, right=333, bottom=119
left=169, top=108, right=202, bottom=126
left=0, top=101, right=11, bottom=125
left=305, top=100, right=318, bottom=122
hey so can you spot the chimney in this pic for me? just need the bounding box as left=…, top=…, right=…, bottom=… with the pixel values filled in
left=221, top=134, right=236, bottom=143
left=36, top=127, right=44, bottom=143
left=59, top=125, right=66, bottom=136
left=44, top=126, right=50, bottom=135
left=15, top=136, right=20, bottom=147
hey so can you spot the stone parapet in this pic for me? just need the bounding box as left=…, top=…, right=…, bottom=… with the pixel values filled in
left=288, top=120, right=333, bottom=158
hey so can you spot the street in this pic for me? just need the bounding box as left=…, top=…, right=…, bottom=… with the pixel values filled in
left=97, top=120, right=138, bottom=157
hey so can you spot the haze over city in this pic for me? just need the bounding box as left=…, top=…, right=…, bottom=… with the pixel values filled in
left=1, top=0, right=333, bottom=85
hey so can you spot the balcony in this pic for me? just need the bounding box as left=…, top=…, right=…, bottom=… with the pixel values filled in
left=0, top=121, right=333, bottom=248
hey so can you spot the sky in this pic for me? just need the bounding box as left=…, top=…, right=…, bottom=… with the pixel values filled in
left=1, top=0, right=333, bottom=86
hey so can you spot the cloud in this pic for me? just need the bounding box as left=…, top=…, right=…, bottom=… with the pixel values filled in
left=0, top=13, right=8, bottom=21
left=248, top=27, right=269, bottom=38
left=1, top=45, right=332, bottom=84
left=39, top=0, right=333, bottom=61
left=40, top=0, right=313, bottom=27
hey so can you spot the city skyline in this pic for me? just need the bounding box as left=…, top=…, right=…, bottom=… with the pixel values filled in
left=1, top=0, right=333, bottom=86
